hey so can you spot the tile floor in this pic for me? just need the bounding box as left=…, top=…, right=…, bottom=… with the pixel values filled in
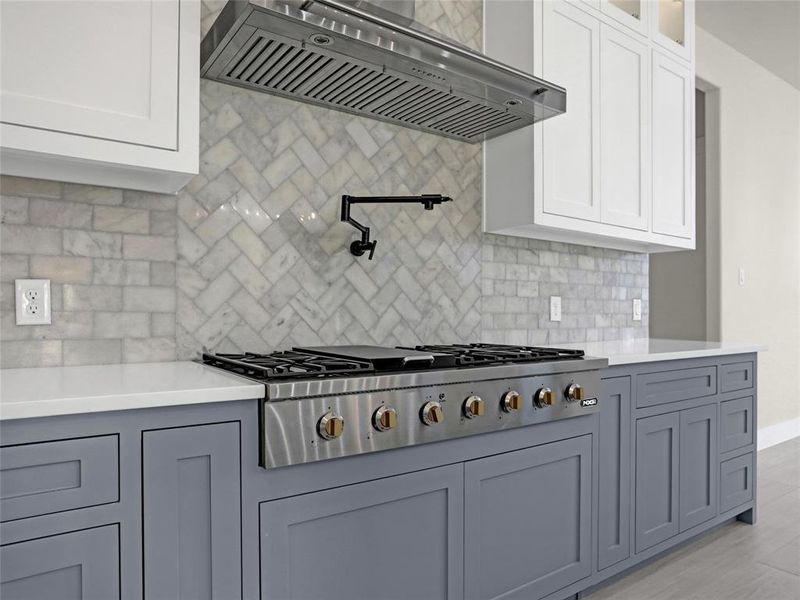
left=588, top=437, right=800, bottom=600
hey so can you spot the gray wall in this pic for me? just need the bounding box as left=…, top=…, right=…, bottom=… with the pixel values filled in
left=0, top=0, right=648, bottom=368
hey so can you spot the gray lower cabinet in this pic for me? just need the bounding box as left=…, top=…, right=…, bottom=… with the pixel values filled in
left=142, top=422, right=241, bottom=600
left=720, top=453, right=754, bottom=513
left=259, top=463, right=464, bottom=600
left=0, top=525, right=119, bottom=600
left=635, top=412, right=680, bottom=552
left=679, top=404, right=718, bottom=531
left=464, top=436, right=592, bottom=600
left=597, top=377, right=631, bottom=571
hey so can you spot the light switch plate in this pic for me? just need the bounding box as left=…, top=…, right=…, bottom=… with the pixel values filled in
left=633, top=298, right=642, bottom=321
left=15, top=279, right=51, bottom=325
left=550, top=296, right=562, bottom=322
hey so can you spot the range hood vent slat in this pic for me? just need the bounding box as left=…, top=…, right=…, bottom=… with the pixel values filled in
left=201, top=0, right=567, bottom=143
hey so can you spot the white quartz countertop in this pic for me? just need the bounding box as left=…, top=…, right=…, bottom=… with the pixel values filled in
left=0, top=361, right=264, bottom=421
left=548, top=338, right=765, bottom=366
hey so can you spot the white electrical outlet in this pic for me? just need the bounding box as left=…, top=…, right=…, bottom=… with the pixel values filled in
left=738, top=268, right=746, bottom=286
left=633, top=298, right=642, bottom=321
left=550, top=296, right=562, bottom=322
left=15, top=279, right=51, bottom=325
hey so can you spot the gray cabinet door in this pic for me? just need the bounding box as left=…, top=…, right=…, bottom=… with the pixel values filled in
left=0, top=525, right=119, bottom=600
left=143, top=422, right=241, bottom=600
left=635, top=412, right=680, bottom=552
left=259, top=463, right=464, bottom=600
left=679, top=404, right=718, bottom=531
left=464, top=436, right=592, bottom=600
left=598, top=377, right=631, bottom=570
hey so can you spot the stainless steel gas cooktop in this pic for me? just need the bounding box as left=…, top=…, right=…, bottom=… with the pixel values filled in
left=203, top=344, right=606, bottom=468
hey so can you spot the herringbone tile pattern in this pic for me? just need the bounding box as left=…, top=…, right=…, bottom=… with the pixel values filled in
left=179, top=0, right=485, bottom=358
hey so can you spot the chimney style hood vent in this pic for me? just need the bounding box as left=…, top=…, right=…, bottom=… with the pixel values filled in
left=201, top=0, right=566, bottom=143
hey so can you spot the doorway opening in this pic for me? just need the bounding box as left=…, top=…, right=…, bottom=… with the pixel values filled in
left=649, top=83, right=720, bottom=341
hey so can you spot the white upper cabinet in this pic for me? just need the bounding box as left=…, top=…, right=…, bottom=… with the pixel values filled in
left=652, top=51, right=693, bottom=238
left=484, top=0, right=695, bottom=253
left=0, top=0, right=199, bottom=194
left=651, top=0, right=694, bottom=62
left=602, top=0, right=650, bottom=36
left=599, top=25, right=650, bottom=231
left=541, top=2, right=601, bottom=222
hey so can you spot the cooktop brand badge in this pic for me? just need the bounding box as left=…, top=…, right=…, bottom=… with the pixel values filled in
left=580, top=398, right=598, bottom=408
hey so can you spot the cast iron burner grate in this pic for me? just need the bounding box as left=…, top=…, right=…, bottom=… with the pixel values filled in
left=202, top=351, right=373, bottom=380
left=399, top=343, right=585, bottom=366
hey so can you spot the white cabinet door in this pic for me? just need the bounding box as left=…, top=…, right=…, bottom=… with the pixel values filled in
left=541, top=1, right=601, bottom=222
left=651, top=0, right=694, bottom=62
left=651, top=51, right=693, bottom=238
left=1, top=0, right=179, bottom=150
left=601, top=0, right=650, bottom=36
left=600, top=25, right=650, bottom=231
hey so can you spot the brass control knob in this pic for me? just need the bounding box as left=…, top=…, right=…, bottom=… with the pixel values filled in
left=463, top=395, right=485, bottom=419
left=502, top=390, right=523, bottom=413
left=318, top=412, right=344, bottom=440
left=534, top=387, right=554, bottom=408
left=421, top=401, right=444, bottom=426
left=373, top=406, right=398, bottom=432
left=565, top=383, right=584, bottom=403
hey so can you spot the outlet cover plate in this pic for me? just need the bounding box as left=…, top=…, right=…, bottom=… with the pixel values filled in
left=633, top=298, right=642, bottom=321
left=15, top=279, right=51, bottom=325
left=550, top=296, right=562, bottom=322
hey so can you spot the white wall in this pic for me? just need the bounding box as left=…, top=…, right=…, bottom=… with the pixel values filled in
left=695, top=27, right=800, bottom=436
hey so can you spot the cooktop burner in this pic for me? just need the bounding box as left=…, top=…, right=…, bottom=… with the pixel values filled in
left=398, top=343, right=585, bottom=366
left=202, top=350, right=372, bottom=380
left=202, top=343, right=584, bottom=382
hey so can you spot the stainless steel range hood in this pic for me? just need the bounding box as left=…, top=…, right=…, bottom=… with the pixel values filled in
left=201, top=0, right=566, bottom=143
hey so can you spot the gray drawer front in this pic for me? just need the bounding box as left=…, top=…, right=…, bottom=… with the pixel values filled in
left=636, top=367, right=717, bottom=408
left=720, top=453, right=754, bottom=513
left=0, top=525, right=119, bottom=599
left=720, top=397, right=754, bottom=453
left=0, top=436, right=118, bottom=522
left=720, top=361, right=754, bottom=393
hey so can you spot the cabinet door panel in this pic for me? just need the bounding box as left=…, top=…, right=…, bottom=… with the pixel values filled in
left=464, top=436, right=592, bottom=600
left=143, top=422, right=241, bottom=600
left=260, top=464, right=464, bottom=600
left=598, top=377, right=631, bottom=570
left=542, top=2, right=601, bottom=222
left=635, top=412, right=679, bottom=552
left=0, top=0, right=179, bottom=149
left=600, top=26, right=650, bottom=231
left=679, top=404, right=718, bottom=531
left=720, top=453, right=754, bottom=513
left=0, top=525, right=119, bottom=600
left=652, top=51, right=693, bottom=238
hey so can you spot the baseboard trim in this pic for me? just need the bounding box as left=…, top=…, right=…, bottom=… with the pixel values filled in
left=758, top=417, right=800, bottom=450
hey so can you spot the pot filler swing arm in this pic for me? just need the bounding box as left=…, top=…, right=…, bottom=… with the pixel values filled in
left=340, top=194, right=452, bottom=260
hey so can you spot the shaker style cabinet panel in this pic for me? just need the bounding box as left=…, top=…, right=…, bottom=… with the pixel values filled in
left=484, top=0, right=695, bottom=252
left=260, top=464, right=464, bottom=600
left=599, top=25, right=650, bottom=230
left=464, top=436, right=592, bottom=600
left=142, top=422, right=241, bottom=600
left=679, top=404, right=718, bottom=531
left=1, top=1, right=178, bottom=148
left=598, top=377, right=632, bottom=570
left=540, top=1, right=601, bottom=222
left=0, top=435, right=118, bottom=522
left=635, top=412, right=680, bottom=552
left=0, top=525, right=119, bottom=600
left=651, top=51, right=694, bottom=238
left=0, top=0, right=199, bottom=193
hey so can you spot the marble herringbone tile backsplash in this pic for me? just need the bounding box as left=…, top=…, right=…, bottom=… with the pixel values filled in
left=0, top=0, right=647, bottom=368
